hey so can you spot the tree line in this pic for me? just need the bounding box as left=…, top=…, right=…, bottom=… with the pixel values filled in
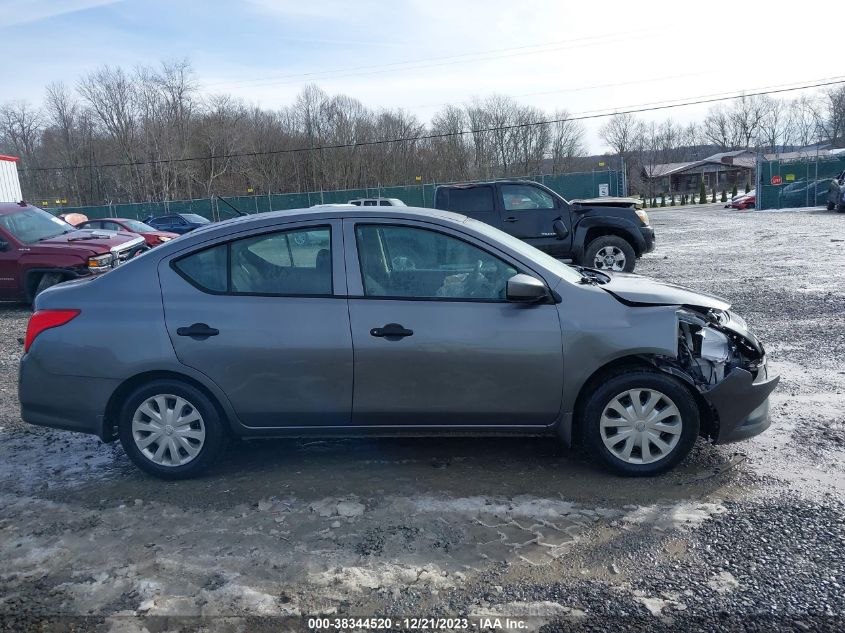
left=0, top=60, right=584, bottom=206
left=1, top=58, right=843, bottom=205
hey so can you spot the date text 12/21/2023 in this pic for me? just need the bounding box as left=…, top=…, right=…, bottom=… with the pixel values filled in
left=307, top=617, right=531, bottom=630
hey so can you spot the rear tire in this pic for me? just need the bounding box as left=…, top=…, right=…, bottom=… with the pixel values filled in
left=583, top=236, right=637, bottom=273
left=581, top=370, right=699, bottom=476
left=827, top=201, right=836, bottom=211
left=118, top=379, right=227, bottom=479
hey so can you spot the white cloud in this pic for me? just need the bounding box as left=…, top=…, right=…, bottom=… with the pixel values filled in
left=0, top=0, right=123, bottom=28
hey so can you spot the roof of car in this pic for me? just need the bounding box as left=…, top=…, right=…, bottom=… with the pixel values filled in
left=182, top=205, right=468, bottom=241
left=435, top=179, right=535, bottom=189
left=0, top=202, right=36, bottom=216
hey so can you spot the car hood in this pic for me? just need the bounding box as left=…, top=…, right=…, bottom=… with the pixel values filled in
left=39, top=229, right=139, bottom=248
left=598, top=271, right=731, bottom=311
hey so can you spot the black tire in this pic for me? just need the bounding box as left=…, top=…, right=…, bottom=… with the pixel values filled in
left=582, top=235, right=637, bottom=273
left=827, top=201, right=836, bottom=211
left=34, top=272, right=64, bottom=298
left=118, top=379, right=227, bottom=480
left=838, top=204, right=845, bottom=214
left=581, top=369, right=700, bottom=476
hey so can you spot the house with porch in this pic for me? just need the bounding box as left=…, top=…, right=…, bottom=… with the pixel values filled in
left=642, top=149, right=755, bottom=196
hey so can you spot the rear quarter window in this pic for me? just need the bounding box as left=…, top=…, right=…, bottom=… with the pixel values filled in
left=440, top=187, right=494, bottom=214
left=173, top=244, right=227, bottom=292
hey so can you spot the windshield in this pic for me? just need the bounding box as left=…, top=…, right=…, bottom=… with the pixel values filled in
left=0, top=207, right=74, bottom=244
left=464, top=217, right=583, bottom=284
left=120, top=219, right=156, bottom=233
left=182, top=214, right=210, bottom=224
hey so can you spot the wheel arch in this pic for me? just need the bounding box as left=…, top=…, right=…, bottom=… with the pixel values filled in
left=568, top=354, right=715, bottom=446
left=102, top=369, right=235, bottom=442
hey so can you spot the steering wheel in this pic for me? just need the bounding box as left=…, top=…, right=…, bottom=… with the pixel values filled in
left=463, top=259, right=485, bottom=296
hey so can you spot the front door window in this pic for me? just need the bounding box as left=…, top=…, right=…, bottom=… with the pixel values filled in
left=355, top=224, right=516, bottom=300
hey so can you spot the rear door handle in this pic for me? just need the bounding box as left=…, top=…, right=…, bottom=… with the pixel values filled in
left=503, top=216, right=518, bottom=223
left=176, top=323, right=219, bottom=340
left=370, top=323, right=413, bottom=339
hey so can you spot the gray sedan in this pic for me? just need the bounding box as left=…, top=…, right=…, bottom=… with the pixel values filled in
left=19, top=206, right=779, bottom=479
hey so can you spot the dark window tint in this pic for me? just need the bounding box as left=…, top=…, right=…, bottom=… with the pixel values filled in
left=378, top=200, right=391, bottom=206
left=230, top=228, right=331, bottom=295
left=350, top=200, right=362, bottom=206
left=355, top=224, right=516, bottom=300
left=501, top=184, right=555, bottom=211
left=174, top=244, right=227, bottom=292
left=443, top=186, right=494, bottom=214
left=363, top=200, right=377, bottom=206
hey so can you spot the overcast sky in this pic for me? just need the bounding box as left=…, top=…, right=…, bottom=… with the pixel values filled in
left=2, top=0, right=842, bottom=152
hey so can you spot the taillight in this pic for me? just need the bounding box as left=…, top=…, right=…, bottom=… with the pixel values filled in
left=24, top=310, right=80, bottom=352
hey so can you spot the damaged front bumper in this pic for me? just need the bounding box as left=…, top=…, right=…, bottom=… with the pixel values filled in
left=701, top=365, right=780, bottom=443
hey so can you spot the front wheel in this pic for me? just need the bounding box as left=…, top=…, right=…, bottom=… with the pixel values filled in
left=582, top=370, right=699, bottom=476
left=583, top=236, right=636, bottom=273
left=118, top=380, right=227, bottom=479
left=827, top=201, right=836, bottom=211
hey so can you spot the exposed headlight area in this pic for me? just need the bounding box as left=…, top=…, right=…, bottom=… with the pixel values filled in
left=675, top=309, right=765, bottom=388
left=158, top=236, right=172, bottom=242
left=87, top=253, right=114, bottom=273
left=635, top=209, right=650, bottom=225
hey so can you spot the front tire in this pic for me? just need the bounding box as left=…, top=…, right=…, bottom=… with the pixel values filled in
left=583, top=236, right=637, bottom=273
left=827, top=201, right=836, bottom=211
left=582, top=370, right=699, bottom=476
left=118, top=380, right=227, bottom=479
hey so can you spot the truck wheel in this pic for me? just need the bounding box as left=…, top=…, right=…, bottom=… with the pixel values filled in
left=118, top=379, right=227, bottom=480
left=33, top=273, right=64, bottom=299
left=583, top=236, right=636, bottom=273
left=838, top=204, right=845, bottom=214
left=827, top=201, right=836, bottom=211
left=581, top=370, right=700, bottom=476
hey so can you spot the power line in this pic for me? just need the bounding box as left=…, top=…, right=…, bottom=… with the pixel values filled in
left=19, top=77, right=845, bottom=174
left=202, top=29, right=656, bottom=90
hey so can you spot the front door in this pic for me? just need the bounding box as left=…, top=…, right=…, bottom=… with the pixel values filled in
left=345, top=219, right=563, bottom=427
left=498, top=182, right=570, bottom=247
left=158, top=220, right=353, bottom=427
left=0, top=227, right=18, bottom=295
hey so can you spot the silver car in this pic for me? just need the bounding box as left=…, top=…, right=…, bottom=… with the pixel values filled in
left=20, top=206, right=779, bottom=479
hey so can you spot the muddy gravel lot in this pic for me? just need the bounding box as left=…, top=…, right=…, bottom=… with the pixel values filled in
left=1, top=205, right=844, bottom=632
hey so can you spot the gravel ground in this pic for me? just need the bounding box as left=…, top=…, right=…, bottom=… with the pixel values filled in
left=0, top=204, right=843, bottom=632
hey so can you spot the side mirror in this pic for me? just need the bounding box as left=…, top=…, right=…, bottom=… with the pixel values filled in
left=0, top=238, right=9, bottom=252
left=552, top=219, right=569, bottom=239
left=506, top=273, right=548, bottom=303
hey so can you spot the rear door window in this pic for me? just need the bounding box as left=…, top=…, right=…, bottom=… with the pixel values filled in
left=173, top=227, right=332, bottom=296
left=230, top=228, right=331, bottom=295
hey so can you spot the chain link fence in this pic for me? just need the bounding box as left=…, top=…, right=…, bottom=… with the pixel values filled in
left=757, top=154, right=845, bottom=210
left=47, top=169, right=625, bottom=221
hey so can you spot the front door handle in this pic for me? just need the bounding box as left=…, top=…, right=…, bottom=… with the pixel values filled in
left=370, top=323, right=413, bottom=339
left=176, top=323, right=219, bottom=340
left=503, top=216, right=518, bottom=223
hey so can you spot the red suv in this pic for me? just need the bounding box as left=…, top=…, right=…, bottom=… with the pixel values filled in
left=0, top=203, right=147, bottom=302
left=75, top=217, right=179, bottom=247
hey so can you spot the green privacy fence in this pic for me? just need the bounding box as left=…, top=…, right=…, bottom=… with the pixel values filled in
left=52, top=169, right=625, bottom=221
left=757, top=155, right=845, bottom=210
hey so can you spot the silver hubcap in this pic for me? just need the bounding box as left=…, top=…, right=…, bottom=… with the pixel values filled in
left=594, top=246, right=626, bottom=271
left=600, top=388, right=682, bottom=465
left=132, top=394, right=206, bottom=467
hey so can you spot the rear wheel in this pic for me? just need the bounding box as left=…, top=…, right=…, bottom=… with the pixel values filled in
left=583, top=236, right=636, bottom=273
left=118, top=380, right=227, bottom=479
left=827, top=201, right=836, bottom=211
left=582, top=370, right=699, bottom=476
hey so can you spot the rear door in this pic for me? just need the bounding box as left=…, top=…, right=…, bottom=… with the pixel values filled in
left=497, top=183, right=570, bottom=247
left=344, top=218, right=563, bottom=427
left=158, top=219, right=352, bottom=428
left=436, top=185, right=500, bottom=229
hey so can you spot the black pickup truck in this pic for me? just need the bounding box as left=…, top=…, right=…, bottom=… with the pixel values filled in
left=433, top=179, right=655, bottom=272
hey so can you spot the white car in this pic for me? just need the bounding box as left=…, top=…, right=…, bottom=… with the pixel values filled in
left=347, top=198, right=406, bottom=207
